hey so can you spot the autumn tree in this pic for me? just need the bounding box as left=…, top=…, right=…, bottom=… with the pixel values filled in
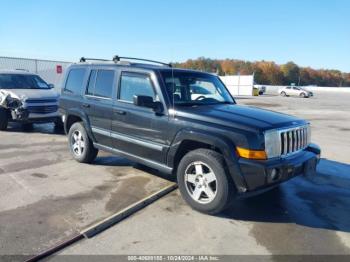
left=281, top=62, right=300, bottom=85
left=174, top=58, right=349, bottom=87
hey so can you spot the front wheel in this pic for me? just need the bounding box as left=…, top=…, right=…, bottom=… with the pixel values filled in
left=68, top=122, right=98, bottom=163
left=177, top=149, right=235, bottom=215
left=300, top=93, right=306, bottom=98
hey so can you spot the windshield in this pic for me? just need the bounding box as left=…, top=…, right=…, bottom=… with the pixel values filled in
left=161, top=71, right=235, bottom=106
left=0, top=74, right=50, bottom=89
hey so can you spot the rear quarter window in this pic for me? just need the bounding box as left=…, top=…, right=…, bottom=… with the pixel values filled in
left=64, top=68, right=86, bottom=95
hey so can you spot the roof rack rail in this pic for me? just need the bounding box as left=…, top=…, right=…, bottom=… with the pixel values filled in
left=80, top=57, right=110, bottom=63
left=112, top=56, right=172, bottom=67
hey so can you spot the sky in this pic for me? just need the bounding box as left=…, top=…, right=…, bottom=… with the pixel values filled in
left=0, top=0, right=349, bottom=72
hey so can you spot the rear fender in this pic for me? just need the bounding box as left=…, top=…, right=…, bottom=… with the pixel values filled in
left=65, top=109, right=95, bottom=142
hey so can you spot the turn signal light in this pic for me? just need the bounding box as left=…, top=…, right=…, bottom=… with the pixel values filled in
left=236, top=147, right=267, bottom=160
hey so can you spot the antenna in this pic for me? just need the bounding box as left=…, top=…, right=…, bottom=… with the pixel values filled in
left=113, top=56, right=172, bottom=67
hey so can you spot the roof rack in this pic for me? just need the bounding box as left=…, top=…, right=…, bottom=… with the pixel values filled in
left=112, top=56, right=172, bottom=67
left=79, top=57, right=110, bottom=63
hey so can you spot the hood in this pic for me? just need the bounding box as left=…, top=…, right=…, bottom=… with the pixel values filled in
left=0, top=88, right=59, bottom=101
left=176, top=104, right=306, bottom=132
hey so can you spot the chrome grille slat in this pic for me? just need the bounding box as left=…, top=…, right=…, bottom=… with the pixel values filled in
left=279, top=125, right=310, bottom=157
left=284, top=132, right=287, bottom=155
left=293, top=130, right=297, bottom=151
left=300, top=129, right=303, bottom=148
left=296, top=129, right=300, bottom=150
left=288, top=131, right=292, bottom=153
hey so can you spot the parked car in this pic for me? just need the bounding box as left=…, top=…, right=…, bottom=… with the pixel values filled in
left=59, top=56, right=321, bottom=215
left=256, top=85, right=266, bottom=95
left=279, top=86, right=313, bottom=98
left=0, top=70, right=61, bottom=130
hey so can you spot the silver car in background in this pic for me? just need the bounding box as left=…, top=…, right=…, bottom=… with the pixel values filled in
left=0, top=70, right=61, bottom=130
left=279, top=86, right=314, bottom=98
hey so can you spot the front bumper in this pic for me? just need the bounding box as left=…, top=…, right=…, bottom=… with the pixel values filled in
left=10, top=110, right=60, bottom=123
left=237, top=143, right=321, bottom=193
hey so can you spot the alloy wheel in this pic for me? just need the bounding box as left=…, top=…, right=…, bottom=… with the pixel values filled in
left=71, top=130, right=85, bottom=156
left=184, top=161, right=217, bottom=204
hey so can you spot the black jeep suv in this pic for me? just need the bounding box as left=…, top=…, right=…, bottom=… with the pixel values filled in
left=59, top=56, right=321, bottom=214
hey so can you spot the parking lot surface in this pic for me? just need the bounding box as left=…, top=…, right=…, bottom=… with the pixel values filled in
left=0, top=125, right=172, bottom=256
left=60, top=92, right=350, bottom=256
left=1, top=92, right=350, bottom=258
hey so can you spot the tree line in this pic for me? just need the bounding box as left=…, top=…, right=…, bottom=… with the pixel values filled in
left=173, top=58, right=350, bottom=87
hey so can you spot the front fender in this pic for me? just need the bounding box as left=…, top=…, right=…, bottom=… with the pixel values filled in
left=168, top=129, right=248, bottom=193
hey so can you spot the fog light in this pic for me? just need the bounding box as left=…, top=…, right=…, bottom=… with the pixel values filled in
left=267, top=168, right=280, bottom=183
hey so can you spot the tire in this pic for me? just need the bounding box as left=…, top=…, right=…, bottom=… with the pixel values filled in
left=68, top=122, right=98, bottom=163
left=280, top=91, right=287, bottom=97
left=0, top=108, right=8, bottom=131
left=177, top=149, right=235, bottom=215
left=300, top=93, right=306, bottom=98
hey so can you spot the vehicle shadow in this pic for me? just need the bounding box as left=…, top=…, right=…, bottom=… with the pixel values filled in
left=6, top=123, right=65, bottom=135
left=221, top=158, right=350, bottom=233
left=93, top=154, right=176, bottom=182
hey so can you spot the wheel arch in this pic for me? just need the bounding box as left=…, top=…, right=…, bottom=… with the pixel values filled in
left=168, top=129, right=247, bottom=192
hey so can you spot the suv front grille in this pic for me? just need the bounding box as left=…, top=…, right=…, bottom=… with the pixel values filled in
left=280, top=126, right=310, bottom=156
left=27, top=105, right=58, bottom=114
left=25, top=99, right=58, bottom=104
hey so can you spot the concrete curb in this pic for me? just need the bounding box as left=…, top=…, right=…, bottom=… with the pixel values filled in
left=81, top=183, right=178, bottom=238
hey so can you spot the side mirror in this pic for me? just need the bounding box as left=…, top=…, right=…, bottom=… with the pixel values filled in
left=133, top=95, right=163, bottom=114
left=48, top=84, right=55, bottom=89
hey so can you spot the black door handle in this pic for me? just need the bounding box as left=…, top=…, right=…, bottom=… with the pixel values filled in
left=82, top=103, right=90, bottom=108
left=114, top=109, right=126, bottom=115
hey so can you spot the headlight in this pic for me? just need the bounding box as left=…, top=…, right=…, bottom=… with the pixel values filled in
left=264, top=129, right=281, bottom=159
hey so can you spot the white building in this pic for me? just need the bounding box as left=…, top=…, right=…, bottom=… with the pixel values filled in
left=0, top=56, right=71, bottom=89
left=220, top=75, right=254, bottom=96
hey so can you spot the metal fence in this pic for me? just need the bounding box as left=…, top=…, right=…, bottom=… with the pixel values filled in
left=0, top=56, right=72, bottom=89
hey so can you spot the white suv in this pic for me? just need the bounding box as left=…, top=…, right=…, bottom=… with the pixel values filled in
left=279, top=86, right=313, bottom=98
left=0, top=70, right=61, bottom=130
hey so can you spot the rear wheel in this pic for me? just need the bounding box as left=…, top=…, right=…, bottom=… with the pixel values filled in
left=177, top=149, right=235, bottom=215
left=68, top=122, right=98, bottom=163
left=0, top=108, right=8, bottom=131
left=280, top=91, right=287, bottom=97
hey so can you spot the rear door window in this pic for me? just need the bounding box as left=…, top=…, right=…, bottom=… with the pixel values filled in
left=64, top=68, right=86, bottom=95
left=85, top=70, right=115, bottom=99
left=86, top=70, right=97, bottom=95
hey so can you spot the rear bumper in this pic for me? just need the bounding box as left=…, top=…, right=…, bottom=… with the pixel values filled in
left=236, top=143, right=321, bottom=194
